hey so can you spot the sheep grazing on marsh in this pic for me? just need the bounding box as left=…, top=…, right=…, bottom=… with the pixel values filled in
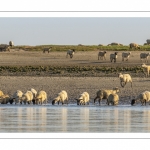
left=94, top=87, right=119, bottom=105
left=0, top=94, right=10, bottom=104
left=66, top=49, right=75, bottom=58
left=122, top=52, right=131, bottom=61
left=118, top=73, right=132, bottom=88
left=52, top=90, right=68, bottom=105
left=107, top=93, right=119, bottom=106
left=21, top=91, right=33, bottom=104
left=11, top=90, right=23, bottom=104
left=35, top=90, right=47, bottom=105
left=141, top=63, right=150, bottom=77
left=129, top=43, right=140, bottom=49
left=98, top=51, right=107, bottom=60
left=131, top=91, right=150, bottom=106
left=110, top=52, right=118, bottom=63
left=43, top=47, right=52, bottom=53
left=75, top=92, right=89, bottom=105
left=140, top=53, right=150, bottom=63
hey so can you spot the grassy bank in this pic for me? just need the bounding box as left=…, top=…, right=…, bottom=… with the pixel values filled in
left=13, top=45, right=150, bottom=52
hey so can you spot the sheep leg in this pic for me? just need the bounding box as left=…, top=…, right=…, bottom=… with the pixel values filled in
left=130, top=81, right=132, bottom=88
left=120, top=82, right=124, bottom=88
left=98, top=99, right=101, bottom=105
left=58, top=101, right=60, bottom=105
left=62, top=102, right=64, bottom=105
left=94, top=96, right=98, bottom=104
left=28, top=102, right=30, bottom=104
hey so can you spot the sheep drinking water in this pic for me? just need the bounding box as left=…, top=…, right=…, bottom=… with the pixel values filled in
left=52, top=90, right=68, bottom=105
left=75, top=92, right=89, bottom=105
left=94, top=87, right=119, bottom=105
left=131, top=91, right=150, bottom=106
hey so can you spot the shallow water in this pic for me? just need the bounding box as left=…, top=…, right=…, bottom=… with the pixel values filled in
left=0, top=104, right=150, bottom=133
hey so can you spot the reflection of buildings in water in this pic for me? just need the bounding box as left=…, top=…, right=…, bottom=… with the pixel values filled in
left=80, top=108, right=89, bottom=132
left=61, top=107, right=67, bottom=132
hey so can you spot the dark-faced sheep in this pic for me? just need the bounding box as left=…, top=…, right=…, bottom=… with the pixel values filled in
left=140, top=53, right=150, bottom=63
left=110, top=52, right=118, bottom=63
left=94, top=87, right=119, bottom=105
left=98, top=51, right=107, bottom=60
left=75, top=92, right=89, bottom=105
left=122, top=52, right=131, bottom=61
left=52, top=90, right=68, bottom=105
left=131, top=91, right=150, bottom=106
left=43, top=47, right=52, bottom=53
left=66, top=49, right=75, bottom=58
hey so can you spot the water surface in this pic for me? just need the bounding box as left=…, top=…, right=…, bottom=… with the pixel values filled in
left=0, top=104, right=149, bottom=132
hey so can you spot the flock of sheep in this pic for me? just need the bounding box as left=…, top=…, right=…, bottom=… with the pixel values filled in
left=44, top=47, right=150, bottom=63
left=0, top=72, right=149, bottom=106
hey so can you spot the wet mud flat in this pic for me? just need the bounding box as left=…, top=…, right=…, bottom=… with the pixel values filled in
left=0, top=105, right=150, bottom=133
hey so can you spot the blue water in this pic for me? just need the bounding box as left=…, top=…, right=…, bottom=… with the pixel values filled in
left=0, top=104, right=149, bottom=132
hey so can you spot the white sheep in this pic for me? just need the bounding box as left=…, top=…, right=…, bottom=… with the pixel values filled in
left=0, top=90, right=4, bottom=97
left=131, top=91, right=150, bottom=106
left=30, top=88, right=37, bottom=104
left=140, top=53, right=150, bottom=63
left=94, top=87, right=119, bottom=105
left=118, top=73, right=132, bottom=88
left=66, top=49, right=75, bottom=58
left=21, top=91, right=33, bottom=104
left=107, top=93, right=119, bottom=105
left=122, top=52, right=131, bottom=61
left=43, top=47, right=52, bottom=53
left=141, top=63, right=150, bottom=77
left=11, top=90, right=23, bottom=104
left=52, top=90, right=68, bottom=105
left=35, top=90, right=47, bottom=105
left=0, top=94, right=10, bottom=104
left=98, top=51, right=107, bottom=60
left=110, top=52, right=118, bottom=63
left=75, top=92, right=89, bottom=105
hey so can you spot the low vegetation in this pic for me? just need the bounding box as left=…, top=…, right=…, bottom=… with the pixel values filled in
left=13, top=44, right=150, bottom=52
left=0, top=65, right=145, bottom=77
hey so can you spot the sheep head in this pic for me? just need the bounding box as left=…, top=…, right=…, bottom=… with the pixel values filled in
left=118, top=73, right=123, bottom=78
left=9, top=98, right=15, bottom=104
left=52, top=99, right=56, bottom=105
left=113, top=87, right=119, bottom=93
left=131, top=99, right=136, bottom=106
left=75, top=98, right=84, bottom=105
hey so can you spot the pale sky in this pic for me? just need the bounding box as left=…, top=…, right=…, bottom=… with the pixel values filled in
left=0, top=17, right=150, bottom=46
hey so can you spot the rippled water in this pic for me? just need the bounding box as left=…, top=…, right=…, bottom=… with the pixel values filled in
left=0, top=104, right=150, bottom=132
